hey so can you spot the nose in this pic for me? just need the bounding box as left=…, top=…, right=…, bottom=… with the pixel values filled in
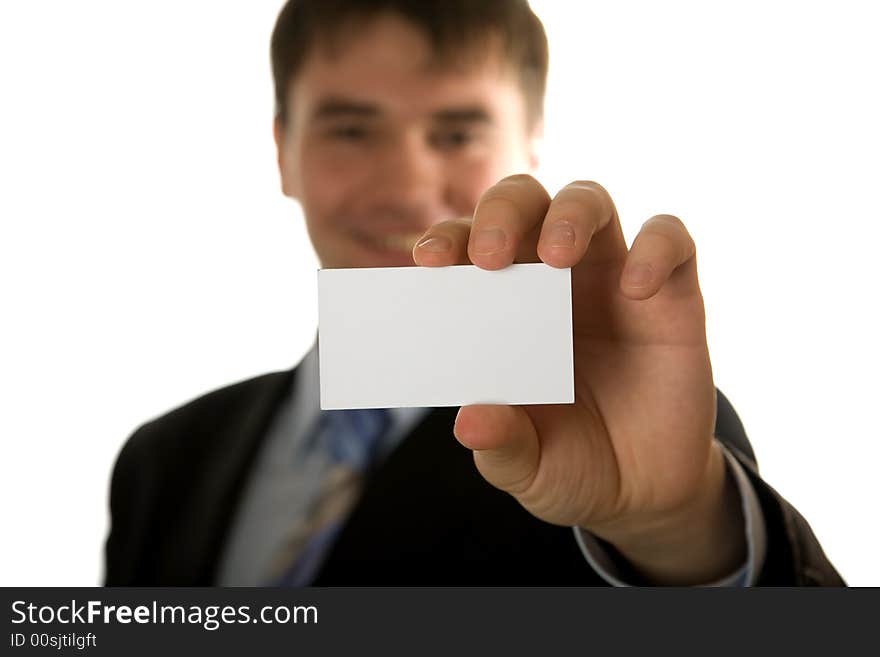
left=364, top=132, right=447, bottom=227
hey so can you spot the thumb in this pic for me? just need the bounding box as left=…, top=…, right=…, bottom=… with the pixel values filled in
left=454, top=404, right=540, bottom=497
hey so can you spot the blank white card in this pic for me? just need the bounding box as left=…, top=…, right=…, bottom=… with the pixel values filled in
left=318, top=263, right=574, bottom=409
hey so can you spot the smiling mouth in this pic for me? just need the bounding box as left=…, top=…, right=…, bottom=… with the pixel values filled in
left=353, top=231, right=424, bottom=255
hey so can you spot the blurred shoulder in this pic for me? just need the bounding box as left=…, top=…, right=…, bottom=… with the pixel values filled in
left=119, top=368, right=295, bottom=462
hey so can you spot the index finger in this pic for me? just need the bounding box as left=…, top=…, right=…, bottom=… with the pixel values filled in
left=467, top=174, right=551, bottom=270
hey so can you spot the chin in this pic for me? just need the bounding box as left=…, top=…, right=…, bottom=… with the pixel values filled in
left=321, top=242, right=417, bottom=269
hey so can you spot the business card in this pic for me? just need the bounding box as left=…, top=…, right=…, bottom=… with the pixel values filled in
left=318, top=263, right=574, bottom=409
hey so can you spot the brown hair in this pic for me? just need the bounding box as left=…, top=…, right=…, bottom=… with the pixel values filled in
left=270, top=0, right=549, bottom=129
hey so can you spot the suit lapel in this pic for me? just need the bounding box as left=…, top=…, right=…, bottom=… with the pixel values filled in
left=163, top=368, right=297, bottom=584
left=163, top=373, right=601, bottom=585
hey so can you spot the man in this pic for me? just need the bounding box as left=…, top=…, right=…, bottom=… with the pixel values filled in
left=105, top=0, right=842, bottom=586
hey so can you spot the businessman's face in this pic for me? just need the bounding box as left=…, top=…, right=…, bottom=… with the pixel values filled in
left=274, top=14, right=539, bottom=268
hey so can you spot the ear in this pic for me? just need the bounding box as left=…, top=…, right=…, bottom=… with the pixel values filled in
left=273, top=116, right=298, bottom=200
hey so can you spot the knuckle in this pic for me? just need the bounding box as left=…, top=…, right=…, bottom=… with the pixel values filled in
left=434, top=216, right=472, bottom=232
left=475, top=451, right=537, bottom=497
left=499, top=172, right=541, bottom=188
left=490, top=173, right=551, bottom=205
left=654, top=231, right=681, bottom=257
left=475, top=192, right=520, bottom=219
left=568, top=180, right=610, bottom=199
left=648, top=213, right=686, bottom=231
left=569, top=179, right=608, bottom=194
left=643, top=214, right=695, bottom=259
left=561, top=180, right=614, bottom=216
left=547, top=200, right=589, bottom=225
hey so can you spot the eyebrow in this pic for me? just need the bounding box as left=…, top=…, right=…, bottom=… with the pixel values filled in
left=310, top=97, right=493, bottom=124
left=432, top=107, right=492, bottom=124
left=311, top=98, right=380, bottom=120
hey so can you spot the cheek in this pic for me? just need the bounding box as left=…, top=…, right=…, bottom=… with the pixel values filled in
left=446, top=157, right=515, bottom=213
left=295, top=150, right=362, bottom=229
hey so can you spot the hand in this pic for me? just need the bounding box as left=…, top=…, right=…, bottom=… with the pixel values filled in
left=412, top=175, right=746, bottom=584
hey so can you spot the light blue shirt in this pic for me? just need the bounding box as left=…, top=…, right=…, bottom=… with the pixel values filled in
left=217, top=342, right=766, bottom=586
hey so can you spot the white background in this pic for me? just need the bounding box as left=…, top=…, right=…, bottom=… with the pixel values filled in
left=1, top=1, right=877, bottom=585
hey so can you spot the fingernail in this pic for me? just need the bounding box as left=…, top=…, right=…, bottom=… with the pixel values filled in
left=625, top=263, right=654, bottom=288
left=472, top=228, right=507, bottom=255
left=415, top=235, right=452, bottom=253
left=546, top=222, right=576, bottom=248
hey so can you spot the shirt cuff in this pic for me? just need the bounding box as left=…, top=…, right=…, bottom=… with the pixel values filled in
left=573, top=440, right=767, bottom=586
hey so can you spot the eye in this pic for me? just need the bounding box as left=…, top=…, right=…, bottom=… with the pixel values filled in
left=431, top=128, right=476, bottom=150
left=327, top=124, right=370, bottom=141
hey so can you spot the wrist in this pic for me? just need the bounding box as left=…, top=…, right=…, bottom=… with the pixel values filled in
left=585, top=440, right=747, bottom=585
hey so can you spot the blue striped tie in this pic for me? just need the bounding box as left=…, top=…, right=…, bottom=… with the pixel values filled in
left=273, top=408, right=391, bottom=586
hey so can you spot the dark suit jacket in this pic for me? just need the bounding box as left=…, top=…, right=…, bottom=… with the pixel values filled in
left=104, top=366, right=844, bottom=585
